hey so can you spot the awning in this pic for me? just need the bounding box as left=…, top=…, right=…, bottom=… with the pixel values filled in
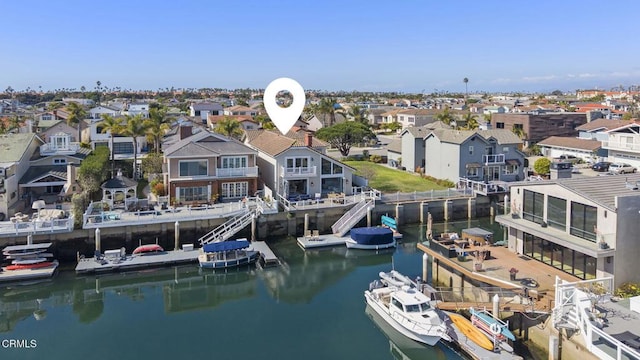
left=203, top=239, right=250, bottom=253
left=466, top=162, right=481, bottom=168
left=506, top=159, right=521, bottom=165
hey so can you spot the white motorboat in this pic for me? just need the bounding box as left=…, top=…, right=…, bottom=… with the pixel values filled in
left=364, top=271, right=451, bottom=346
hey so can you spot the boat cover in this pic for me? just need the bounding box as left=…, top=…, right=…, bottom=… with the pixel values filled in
left=203, top=240, right=250, bottom=253
left=350, top=227, right=393, bottom=245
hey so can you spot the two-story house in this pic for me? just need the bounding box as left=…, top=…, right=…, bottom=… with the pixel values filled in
left=163, top=127, right=259, bottom=205
left=245, top=130, right=354, bottom=201
left=0, top=133, right=44, bottom=218
left=424, top=129, right=525, bottom=183
left=396, top=109, right=438, bottom=129
left=189, top=102, right=223, bottom=124
left=496, top=175, right=640, bottom=287
left=90, top=116, right=148, bottom=160
left=223, top=105, right=257, bottom=117
left=491, top=112, right=588, bottom=147
left=601, top=121, right=640, bottom=169
left=207, top=115, right=259, bottom=131
left=400, top=122, right=451, bottom=173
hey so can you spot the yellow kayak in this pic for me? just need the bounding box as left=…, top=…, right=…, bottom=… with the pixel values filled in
left=448, top=313, right=494, bottom=351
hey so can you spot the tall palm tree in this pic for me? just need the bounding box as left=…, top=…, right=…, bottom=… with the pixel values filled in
left=463, top=77, right=469, bottom=101
left=462, top=113, right=479, bottom=130
left=317, top=98, right=337, bottom=127
left=435, top=107, right=455, bottom=128
left=121, top=114, right=148, bottom=179
left=144, top=107, right=171, bottom=153
left=66, top=102, right=87, bottom=143
left=100, top=114, right=123, bottom=178
left=215, top=116, right=243, bottom=139
left=343, top=105, right=368, bottom=124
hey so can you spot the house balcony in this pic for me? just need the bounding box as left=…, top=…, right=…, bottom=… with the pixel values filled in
left=40, top=143, right=80, bottom=156
left=602, top=141, right=640, bottom=153
left=216, top=166, right=258, bottom=178
left=281, top=166, right=317, bottom=178
left=483, top=154, right=505, bottom=165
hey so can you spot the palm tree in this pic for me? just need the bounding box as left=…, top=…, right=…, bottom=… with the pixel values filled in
left=66, top=102, right=87, bottom=143
left=344, top=105, right=368, bottom=124
left=462, top=113, right=479, bottom=130
left=121, top=114, right=148, bottom=179
left=435, top=107, right=455, bottom=128
left=463, top=77, right=469, bottom=101
left=100, top=114, right=123, bottom=178
left=215, top=116, right=243, bottom=139
left=317, top=98, right=337, bottom=126
left=144, top=107, right=171, bottom=152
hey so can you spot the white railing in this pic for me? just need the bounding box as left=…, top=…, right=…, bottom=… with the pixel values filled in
left=40, top=142, right=81, bottom=155
left=198, top=209, right=255, bottom=244
left=280, top=166, right=317, bottom=177
left=483, top=154, right=505, bottom=164
left=602, top=141, right=640, bottom=152
left=381, top=188, right=474, bottom=203
left=331, top=199, right=373, bottom=237
left=0, top=217, right=74, bottom=237
left=216, top=166, right=258, bottom=178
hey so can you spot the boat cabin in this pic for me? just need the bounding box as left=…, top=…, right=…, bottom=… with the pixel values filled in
left=390, top=287, right=434, bottom=315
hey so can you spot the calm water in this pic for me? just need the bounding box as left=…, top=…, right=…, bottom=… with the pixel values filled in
left=0, top=219, right=506, bottom=360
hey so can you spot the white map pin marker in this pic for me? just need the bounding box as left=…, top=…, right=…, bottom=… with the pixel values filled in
left=263, top=77, right=306, bottom=135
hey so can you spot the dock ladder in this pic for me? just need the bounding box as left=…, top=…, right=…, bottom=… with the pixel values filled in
left=331, top=199, right=374, bottom=237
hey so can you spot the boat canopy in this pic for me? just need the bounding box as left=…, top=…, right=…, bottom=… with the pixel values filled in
left=203, top=240, right=250, bottom=253
left=350, top=227, right=393, bottom=245
left=3, top=243, right=52, bottom=252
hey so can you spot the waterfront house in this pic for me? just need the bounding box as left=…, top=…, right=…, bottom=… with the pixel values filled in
left=89, top=116, right=148, bottom=161
left=0, top=133, right=44, bottom=218
left=496, top=174, right=640, bottom=287
left=400, top=122, right=451, bottom=173
left=245, top=130, right=354, bottom=201
left=491, top=112, right=588, bottom=147
left=423, top=129, right=525, bottom=183
left=163, top=126, right=259, bottom=205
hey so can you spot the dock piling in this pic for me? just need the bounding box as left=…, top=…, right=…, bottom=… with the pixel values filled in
left=367, top=207, right=372, bottom=227
left=95, top=228, right=101, bottom=253
left=251, top=215, right=257, bottom=241
left=492, top=293, right=500, bottom=319
left=422, top=253, right=428, bottom=283
left=304, top=213, right=309, bottom=236
left=174, top=221, right=180, bottom=250
left=27, top=233, right=33, bottom=245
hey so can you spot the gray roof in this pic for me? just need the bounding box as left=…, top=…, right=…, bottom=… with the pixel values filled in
left=20, top=165, right=67, bottom=184
left=428, top=129, right=478, bottom=144
left=163, top=130, right=256, bottom=157
left=102, top=174, right=137, bottom=189
left=427, top=128, right=521, bottom=145
left=477, top=129, right=523, bottom=144
left=387, top=139, right=402, bottom=153
left=401, top=122, right=452, bottom=138
left=523, top=173, right=640, bottom=211
left=37, top=119, right=63, bottom=129
left=191, top=102, right=223, bottom=111
left=0, top=133, right=40, bottom=163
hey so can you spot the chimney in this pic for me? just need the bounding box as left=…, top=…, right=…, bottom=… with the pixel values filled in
left=305, top=132, right=313, bottom=147
left=179, top=125, right=193, bottom=140
left=66, top=164, right=77, bottom=190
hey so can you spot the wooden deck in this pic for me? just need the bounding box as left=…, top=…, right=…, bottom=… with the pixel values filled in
left=418, top=241, right=581, bottom=313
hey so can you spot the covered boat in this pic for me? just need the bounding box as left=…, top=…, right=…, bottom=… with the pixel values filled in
left=364, top=270, right=451, bottom=346
left=346, top=227, right=396, bottom=250
left=198, top=239, right=259, bottom=269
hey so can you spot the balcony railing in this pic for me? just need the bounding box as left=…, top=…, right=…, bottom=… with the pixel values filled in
left=281, top=166, right=317, bottom=177
left=216, top=166, right=258, bottom=178
left=40, top=143, right=80, bottom=155
left=483, top=154, right=505, bottom=165
left=602, top=140, right=640, bottom=152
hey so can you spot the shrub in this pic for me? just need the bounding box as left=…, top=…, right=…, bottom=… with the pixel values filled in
left=615, top=282, right=640, bottom=298
left=369, top=155, right=383, bottom=163
left=534, top=158, right=551, bottom=175
left=152, top=182, right=166, bottom=196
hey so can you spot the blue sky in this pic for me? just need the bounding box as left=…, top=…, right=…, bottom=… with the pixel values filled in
left=3, top=0, right=640, bottom=93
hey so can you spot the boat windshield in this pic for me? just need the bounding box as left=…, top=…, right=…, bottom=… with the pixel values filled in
left=405, top=302, right=430, bottom=313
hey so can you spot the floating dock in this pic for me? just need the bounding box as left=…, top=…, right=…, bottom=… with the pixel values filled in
left=75, top=249, right=200, bottom=274
left=0, top=262, right=58, bottom=283
left=252, top=241, right=280, bottom=268
left=297, top=233, right=347, bottom=249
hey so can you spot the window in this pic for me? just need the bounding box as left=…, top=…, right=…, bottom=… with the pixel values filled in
left=53, top=158, right=67, bottom=165
left=570, top=202, right=597, bottom=241
left=221, top=182, right=248, bottom=198
left=547, top=196, right=566, bottom=230
left=523, top=190, right=544, bottom=224
left=496, top=122, right=505, bottom=129
left=321, top=159, right=343, bottom=175
left=503, top=164, right=517, bottom=175
left=286, top=157, right=309, bottom=169
left=179, top=186, right=208, bottom=202
left=221, top=156, right=247, bottom=169
left=466, top=167, right=479, bottom=177
left=113, top=142, right=134, bottom=155
left=321, top=177, right=342, bottom=194
left=179, top=160, right=208, bottom=177
left=503, top=147, right=510, bottom=152
left=468, top=146, right=474, bottom=155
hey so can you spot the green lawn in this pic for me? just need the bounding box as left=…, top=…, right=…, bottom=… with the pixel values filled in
left=344, top=161, right=448, bottom=192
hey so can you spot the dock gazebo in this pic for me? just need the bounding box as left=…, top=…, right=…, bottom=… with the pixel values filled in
left=101, top=170, right=137, bottom=210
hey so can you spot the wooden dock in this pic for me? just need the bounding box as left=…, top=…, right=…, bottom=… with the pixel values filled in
left=252, top=241, right=280, bottom=268
left=297, top=233, right=347, bottom=249
left=75, top=249, right=200, bottom=274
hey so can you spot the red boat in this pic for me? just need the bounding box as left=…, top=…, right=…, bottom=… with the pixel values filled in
left=132, top=244, right=164, bottom=255
left=5, top=261, right=56, bottom=271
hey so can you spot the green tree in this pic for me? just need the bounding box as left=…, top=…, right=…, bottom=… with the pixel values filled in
left=435, top=108, right=456, bottom=127
left=254, top=114, right=275, bottom=130
left=461, top=113, right=479, bottom=130
left=343, top=105, right=368, bottom=124
left=66, top=102, right=87, bottom=142
left=78, top=146, right=110, bottom=195
left=215, top=116, right=243, bottom=139
left=121, top=114, right=148, bottom=179
left=317, top=98, right=338, bottom=127
left=385, top=122, right=402, bottom=133
left=316, top=121, right=375, bottom=156
left=99, top=114, right=123, bottom=178
left=533, top=157, right=551, bottom=175
left=141, top=152, right=163, bottom=179
left=512, top=126, right=527, bottom=140
left=144, top=107, right=171, bottom=152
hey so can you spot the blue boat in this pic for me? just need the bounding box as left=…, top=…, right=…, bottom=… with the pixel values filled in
left=345, top=227, right=396, bottom=250
left=469, top=307, right=516, bottom=342
left=198, top=239, right=259, bottom=269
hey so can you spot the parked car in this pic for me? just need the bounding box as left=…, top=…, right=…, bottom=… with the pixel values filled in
left=554, top=155, right=579, bottom=164
left=591, top=161, right=612, bottom=172
left=608, top=163, right=637, bottom=174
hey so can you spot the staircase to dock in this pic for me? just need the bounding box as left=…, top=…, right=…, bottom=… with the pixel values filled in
left=198, top=208, right=257, bottom=245
left=331, top=199, right=374, bottom=237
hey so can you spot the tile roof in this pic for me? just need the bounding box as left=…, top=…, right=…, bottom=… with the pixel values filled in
left=537, top=136, right=601, bottom=151
left=0, top=133, right=41, bottom=163
left=208, top=115, right=256, bottom=124
left=576, top=118, right=632, bottom=132
left=163, top=130, right=256, bottom=157
left=246, top=130, right=297, bottom=156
